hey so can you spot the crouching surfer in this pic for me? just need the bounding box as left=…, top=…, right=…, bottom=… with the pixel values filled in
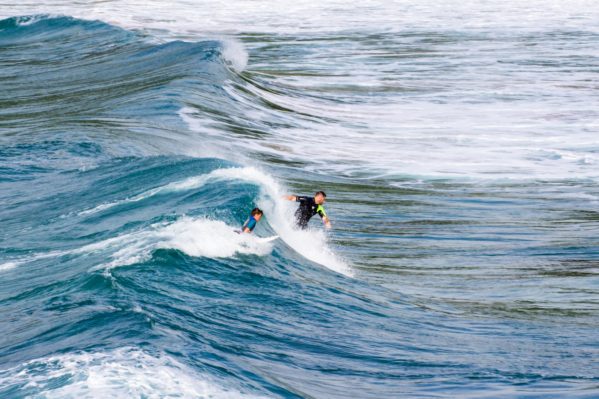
left=240, top=208, right=263, bottom=234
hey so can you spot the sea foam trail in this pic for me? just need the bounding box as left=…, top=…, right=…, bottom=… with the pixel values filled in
left=79, top=167, right=257, bottom=216
left=0, top=347, right=265, bottom=399
left=78, top=173, right=217, bottom=216
left=0, top=262, right=18, bottom=272
left=87, top=217, right=275, bottom=271
left=0, top=249, right=74, bottom=273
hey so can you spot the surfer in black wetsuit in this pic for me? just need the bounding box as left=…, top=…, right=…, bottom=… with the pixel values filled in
left=284, top=191, right=332, bottom=229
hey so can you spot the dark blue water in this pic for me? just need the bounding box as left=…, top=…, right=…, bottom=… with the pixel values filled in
left=1, top=15, right=598, bottom=398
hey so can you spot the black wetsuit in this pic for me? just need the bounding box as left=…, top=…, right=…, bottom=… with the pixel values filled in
left=294, top=196, right=327, bottom=229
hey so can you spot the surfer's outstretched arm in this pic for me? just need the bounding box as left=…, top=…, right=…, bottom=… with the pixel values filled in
left=284, top=195, right=311, bottom=202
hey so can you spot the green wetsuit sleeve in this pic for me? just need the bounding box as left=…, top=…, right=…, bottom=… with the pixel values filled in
left=316, top=205, right=326, bottom=218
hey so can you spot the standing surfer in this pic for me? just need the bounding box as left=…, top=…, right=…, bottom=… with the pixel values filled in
left=284, top=191, right=332, bottom=229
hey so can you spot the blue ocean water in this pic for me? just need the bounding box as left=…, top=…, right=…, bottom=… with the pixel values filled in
left=1, top=8, right=598, bottom=399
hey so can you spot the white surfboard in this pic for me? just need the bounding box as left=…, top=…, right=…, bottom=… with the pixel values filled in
left=256, top=235, right=279, bottom=243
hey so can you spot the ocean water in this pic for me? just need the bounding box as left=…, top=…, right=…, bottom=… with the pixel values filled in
left=1, top=1, right=598, bottom=398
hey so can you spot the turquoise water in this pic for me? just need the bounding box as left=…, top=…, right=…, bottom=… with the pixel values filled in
left=1, top=8, right=598, bottom=399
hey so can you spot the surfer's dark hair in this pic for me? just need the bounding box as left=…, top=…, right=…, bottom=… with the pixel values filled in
left=251, top=208, right=263, bottom=216
left=315, top=191, right=326, bottom=198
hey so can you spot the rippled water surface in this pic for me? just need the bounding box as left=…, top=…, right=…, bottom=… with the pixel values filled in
left=1, top=2, right=598, bottom=398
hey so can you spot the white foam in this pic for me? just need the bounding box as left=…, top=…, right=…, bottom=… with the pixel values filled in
left=184, top=94, right=599, bottom=181
left=156, top=218, right=274, bottom=258
left=13, top=15, right=44, bottom=26
left=89, top=216, right=275, bottom=271
left=0, top=261, right=18, bottom=271
left=0, top=249, right=72, bottom=273
left=0, top=347, right=264, bottom=399
left=5, top=1, right=597, bottom=36
left=221, top=38, right=249, bottom=72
